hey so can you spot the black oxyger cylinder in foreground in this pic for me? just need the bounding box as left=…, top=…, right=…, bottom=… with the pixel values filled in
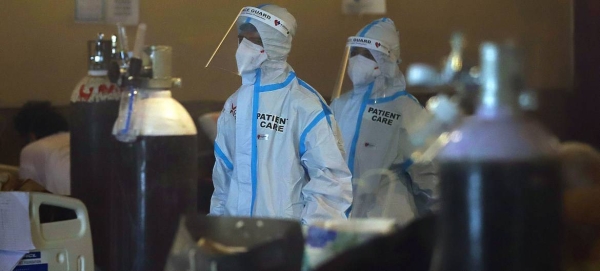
left=70, top=34, right=120, bottom=271
left=110, top=135, right=197, bottom=271
left=437, top=160, right=561, bottom=270
left=108, top=45, right=197, bottom=271
left=434, top=43, right=562, bottom=270
left=70, top=98, right=119, bottom=270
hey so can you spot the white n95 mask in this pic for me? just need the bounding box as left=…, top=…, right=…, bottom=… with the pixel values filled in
left=236, top=38, right=268, bottom=75
left=347, top=55, right=381, bottom=87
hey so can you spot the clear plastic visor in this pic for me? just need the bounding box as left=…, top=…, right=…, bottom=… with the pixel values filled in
left=331, top=36, right=391, bottom=101
left=205, top=6, right=291, bottom=75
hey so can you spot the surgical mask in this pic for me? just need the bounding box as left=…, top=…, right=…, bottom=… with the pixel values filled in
left=236, top=38, right=268, bottom=75
left=347, top=55, right=381, bottom=87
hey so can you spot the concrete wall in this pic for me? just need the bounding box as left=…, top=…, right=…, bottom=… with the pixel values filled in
left=0, top=0, right=572, bottom=108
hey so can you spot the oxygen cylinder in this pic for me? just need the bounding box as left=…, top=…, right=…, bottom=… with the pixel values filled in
left=70, top=33, right=120, bottom=271
left=433, top=43, right=562, bottom=270
left=110, top=45, right=197, bottom=271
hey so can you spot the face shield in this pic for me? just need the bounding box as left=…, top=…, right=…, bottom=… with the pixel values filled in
left=331, top=36, right=392, bottom=101
left=205, top=6, right=292, bottom=75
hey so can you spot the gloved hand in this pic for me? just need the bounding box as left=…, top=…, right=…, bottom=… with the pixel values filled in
left=426, top=94, right=460, bottom=124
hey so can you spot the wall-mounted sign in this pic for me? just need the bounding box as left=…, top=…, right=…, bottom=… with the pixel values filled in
left=342, top=0, right=387, bottom=15
left=75, top=0, right=104, bottom=22
left=75, top=0, right=139, bottom=25
left=106, top=0, right=139, bottom=25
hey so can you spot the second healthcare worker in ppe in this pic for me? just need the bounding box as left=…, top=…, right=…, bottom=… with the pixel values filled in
left=208, top=5, right=353, bottom=225
left=330, top=18, right=438, bottom=224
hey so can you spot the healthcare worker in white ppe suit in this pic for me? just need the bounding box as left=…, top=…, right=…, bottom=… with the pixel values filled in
left=208, top=4, right=353, bottom=225
left=330, top=18, right=439, bottom=224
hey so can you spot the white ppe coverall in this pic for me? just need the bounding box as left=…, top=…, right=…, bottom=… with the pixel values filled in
left=210, top=4, right=352, bottom=225
left=331, top=18, right=438, bottom=224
